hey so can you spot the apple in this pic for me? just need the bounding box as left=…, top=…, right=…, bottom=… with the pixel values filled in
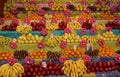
left=98, top=62, right=102, bottom=67
left=51, top=70, right=55, bottom=75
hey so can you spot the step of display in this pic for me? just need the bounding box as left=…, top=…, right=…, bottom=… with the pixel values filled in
left=0, top=29, right=120, bottom=38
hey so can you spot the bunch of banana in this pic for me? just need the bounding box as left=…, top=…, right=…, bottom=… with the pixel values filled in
left=54, top=36, right=63, bottom=43
left=62, top=33, right=81, bottom=43
left=16, top=25, right=32, bottom=35
left=46, top=23, right=58, bottom=31
left=0, top=36, right=11, bottom=46
left=51, top=3, right=66, bottom=11
left=102, top=31, right=117, bottom=41
left=62, top=59, right=87, bottom=77
left=17, top=33, right=43, bottom=44
left=67, top=21, right=82, bottom=30
left=81, top=35, right=100, bottom=44
left=0, top=63, right=24, bottom=77
left=45, top=36, right=59, bottom=47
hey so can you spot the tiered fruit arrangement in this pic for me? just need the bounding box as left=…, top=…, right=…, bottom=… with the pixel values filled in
left=47, top=51, right=61, bottom=61
left=23, top=62, right=64, bottom=77
left=45, top=35, right=62, bottom=47
left=62, top=33, right=81, bottom=43
left=51, top=3, right=66, bottom=11
left=67, top=21, right=82, bottom=30
left=46, top=23, right=58, bottom=31
left=62, top=47, right=84, bottom=58
left=30, top=50, right=47, bottom=59
left=0, top=36, right=11, bottom=46
left=0, top=51, right=13, bottom=60
left=28, top=14, right=42, bottom=20
left=14, top=50, right=28, bottom=59
left=0, top=63, right=24, bottom=77
left=62, top=59, right=87, bottom=77
left=98, top=45, right=115, bottom=57
left=86, top=61, right=119, bottom=73
left=53, top=13, right=66, bottom=20
left=17, top=33, right=43, bottom=44
left=30, top=22, right=45, bottom=31
left=4, top=12, right=15, bottom=20
left=16, top=25, right=32, bottom=35
left=102, top=31, right=117, bottom=41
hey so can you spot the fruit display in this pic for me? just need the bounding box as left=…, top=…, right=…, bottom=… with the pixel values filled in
left=62, top=33, right=81, bottom=43
left=51, top=3, right=66, bottom=11
left=30, top=22, right=46, bottom=31
left=14, top=50, right=28, bottom=59
left=106, top=21, right=120, bottom=29
left=0, top=36, right=11, bottom=46
left=46, top=23, right=58, bottom=31
left=28, top=14, right=42, bottom=20
left=16, top=25, right=32, bottom=35
left=67, top=21, right=82, bottom=30
left=98, top=45, right=115, bottom=57
left=17, top=33, right=44, bottom=44
left=23, top=62, right=64, bottom=77
left=0, top=63, right=24, bottom=77
left=62, top=59, right=87, bottom=77
left=47, top=51, right=61, bottom=61
left=62, top=47, right=84, bottom=58
left=102, top=31, right=117, bottom=41
left=29, top=50, right=46, bottom=59
left=0, top=51, right=13, bottom=60
left=86, top=61, right=119, bottom=73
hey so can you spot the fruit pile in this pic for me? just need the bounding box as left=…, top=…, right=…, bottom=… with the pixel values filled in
left=0, top=63, right=24, bottom=77
left=16, top=25, right=32, bottom=35
left=85, top=49, right=99, bottom=57
left=46, top=23, right=58, bottom=31
left=0, top=36, right=11, bottom=46
left=62, top=47, right=84, bottom=58
left=86, top=61, right=119, bottom=73
left=47, top=51, right=61, bottom=61
left=106, top=21, right=120, bottom=29
left=0, top=52, right=13, bottom=60
left=75, top=5, right=87, bottom=11
left=28, top=14, right=42, bottom=20
left=79, top=13, right=91, bottom=20
left=45, top=35, right=62, bottom=47
left=62, top=33, right=81, bottom=43
left=30, top=22, right=45, bottom=31
left=30, top=50, right=46, bottom=59
left=23, top=62, right=63, bottom=77
left=2, top=22, right=18, bottom=31
left=102, top=13, right=114, bottom=20
left=53, top=13, right=66, bottom=20
left=4, top=12, right=15, bottom=20
left=67, top=21, right=82, bottom=30
left=62, top=59, right=87, bottom=77
left=17, top=34, right=43, bottom=44
left=102, top=31, right=117, bottom=41
left=51, top=3, right=66, bottom=11
left=14, top=50, right=28, bottom=59
left=98, top=45, right=115, bottom=57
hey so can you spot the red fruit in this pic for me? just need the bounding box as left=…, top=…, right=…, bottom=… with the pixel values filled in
left=95, top=67, right=99, bottom=72
left=32, top=72, right=36, bottom=76
left=49, top=66, right=53, bottom=70
left=42, top=71, right=46, bottom=75
left=22, top=73, right=26, bottom=76
left=51, top=70, right=55, bottom=75
left=44, top=67, right=49, bottom=71
left=46, top=71, right=50, bottom=75
left=55, top=70, right=60, bottom=75
left=38, top=72, right=41, bottom=76
left=93, top=62, right=98, bottom=67
left=30, top=68, right=34, bottom=72
left=39, top=67, right=43, bottom=71
left=99, top=68, right=103, bottom=72
left=98, top=62, right=103, bottom=67
left=34, top=67, right=38, bottom=72
left=104, top=67, right=109, bottom=72
left=27, top=72, right=31, bottom=76
left=60, top=70, right=64, bottom=74
left=103, top=62, right=107, bottom=67
left=108, top=67, right=112, bottom=71
left=86, top=69, right=91, bottom=73
left=106, top=61, right=111, bottom=67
